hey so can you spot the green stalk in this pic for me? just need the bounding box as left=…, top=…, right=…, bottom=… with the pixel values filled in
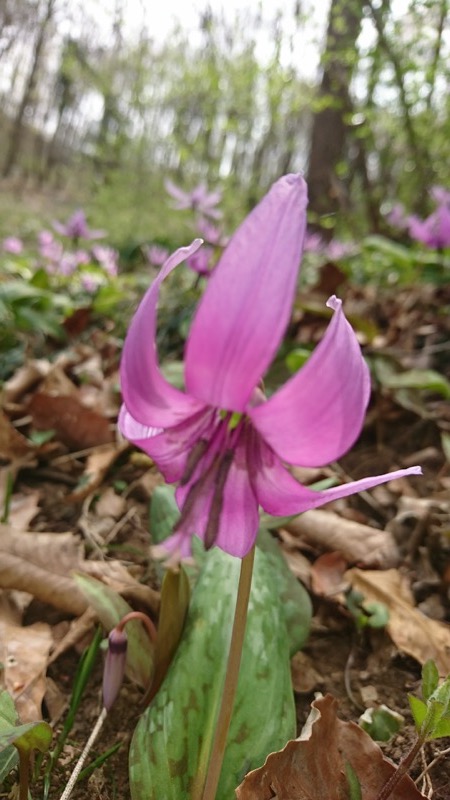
left=200, top=546, right=255, bottom=800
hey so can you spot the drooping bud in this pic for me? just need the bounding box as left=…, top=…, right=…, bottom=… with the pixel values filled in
left=102, top=627, right=128, bottom=711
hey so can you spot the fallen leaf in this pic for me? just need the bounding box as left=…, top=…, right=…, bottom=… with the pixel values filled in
left=290, top=651, right=323, bottom=694
left=28, top=393, right=113, bottom=450
left=286, top=509, right=399, bottom=568
left=236, top=694, right=426, bottom=799
left=346, top=568, right=450, bottom=675
left=311, top=552, right=348, bottom=596
left=7, top=491, right=41, bottom=530
left=0, top=409, right=32, bottom=459
left=66, top=442, right=128, bottom=501
left=0, top=528, right=88, bottom=616
left=3, top=359, right=51, bottom=403
left=0, top=620, right=53, bottom=722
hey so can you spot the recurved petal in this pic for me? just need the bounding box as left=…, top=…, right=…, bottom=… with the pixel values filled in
left=252, top=437, right=422, bottom=516
left=120, top=241, right=205, bottom=428
left=185, top=174, right=308, bottom=412
left=250, top=296, right=371, bottom=467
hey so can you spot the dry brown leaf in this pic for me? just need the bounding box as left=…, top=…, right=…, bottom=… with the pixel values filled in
left=28, top=392, right=113, bottom=450
left=290, top=651, right=323, bottom=694
left=66, top=442, right=128, bottom=502
left=0, top=525, right=159, bottom=616
left=3, top=359, right=51, bottom=403
left=7, top=490, right=41, bottom=529
left=346, top=568, right=450, bottom=675
left=286, top=509, right=399, bottom=568
left=0, top=408, right=33, bottom=459
left=0, top=620, right=53, bottom=722
left=0, top=528, right=89, bottom=615
left=311, top=551, right=348, bottom=596
left=236, top=694, right=426, bottom=800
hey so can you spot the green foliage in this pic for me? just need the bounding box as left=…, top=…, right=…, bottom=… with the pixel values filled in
left=408, top=660, right=450, bottom=741
left=0, top=689, right=52, bottom=788
left=359, top=705, right=404, bottom=742
left=129, top=548, right=296, bottom=800
left=346, top=588, right=389, bottom=631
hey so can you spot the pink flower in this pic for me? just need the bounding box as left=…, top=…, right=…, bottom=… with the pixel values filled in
left=92, top=245, right=119, bottom=276
left=407, top=206, right=450, bottom=249
left=165, top=179, right=222, bottom=219
left=186, top=245, right=214, bottom=276
left=119, top=175, right=421, bottom=559
left=144, top=245, right=170, bottom=267
left=53, top=209, right=105, bottom=241
left=3, top=236, right=23, bottom=255
left=196, top=218, right=228, bottom=247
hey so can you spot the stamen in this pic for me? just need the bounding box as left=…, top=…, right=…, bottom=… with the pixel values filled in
left=204, top=450, right=234, bottom=550
left=180, top=438, right=208, bottom=485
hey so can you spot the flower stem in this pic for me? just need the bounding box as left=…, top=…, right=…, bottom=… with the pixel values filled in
left=200, top=546, right=255, bottom=800
left=375, top=735, right=424, bottom=800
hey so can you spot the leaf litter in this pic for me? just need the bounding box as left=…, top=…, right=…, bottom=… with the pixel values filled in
left=0, top=281, right=449, bottom=798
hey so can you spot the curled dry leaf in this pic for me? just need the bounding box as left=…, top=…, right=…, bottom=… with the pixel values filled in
left=311, top=551, right=348, bottom=596
left=286, top=509, right=399, bottom=568
left=0, top=620, right=53, bottom=723
left=0, top=409, right=33, bottom=460
left=0, top=528, right=88, bottom=616
left=236, top=694, right=426, bottom=800
left=346, top=568, right=450, bottom=675
left=3, top=359, right=51, bottom=404
left=0, top=525, right=159, bottom=617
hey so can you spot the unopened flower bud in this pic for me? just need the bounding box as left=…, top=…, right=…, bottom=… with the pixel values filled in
left=102, top=627, right=128, bottom=711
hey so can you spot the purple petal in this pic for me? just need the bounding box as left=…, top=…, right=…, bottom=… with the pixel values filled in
left=172, top=438, right=259, bottom=557
left=118, top=405, right=212, bottom=483
left=120, top=240, right=205, bottom=428
left=250, top=297, right=371, bottom=467
left=251, top=436, right=422, bottom=516
left=185, top=174, right=308, bottom=411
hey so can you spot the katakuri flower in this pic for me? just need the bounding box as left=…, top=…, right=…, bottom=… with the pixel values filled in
left=165, top=179, right=223, bottom=219
left=119, top=174, right=421, bottom=559
left=53, top=210, right=106, bottom=241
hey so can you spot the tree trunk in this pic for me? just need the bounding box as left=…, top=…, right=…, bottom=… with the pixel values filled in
left=2, top=0, right=56, bottom=178
left=306, top=0, right=365, bottom=236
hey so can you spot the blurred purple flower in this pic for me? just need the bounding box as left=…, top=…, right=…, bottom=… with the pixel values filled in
left=165, top=179, right=222, bottom=219
left=144, top=244, right=170, bottom=267
left=196, top=217, right=228, bottom=247
left=387, top=203, right=408, bottom=230
left=92, top=244, right=119, bottom=276
left=325, top=240, right=355, bottom=260
left=407, top=205, right=450, bottom=249
left=186, top=245, right=214, bottom=276
left=430, top=186, right=450, bottom=206
left=119, top=174, right=421, bottom=559
left=3, top=236, right=23, bottom=255
left=303, top=231, right=324, bottom=253
left=81, top=273, right=102, bottom=293
left=53, top=209, right=105, bottom=241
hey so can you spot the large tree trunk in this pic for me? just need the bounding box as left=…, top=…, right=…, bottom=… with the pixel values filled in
left=306, top=0, right=365, bottom=236
left=2, top=0, right=56, bottom=178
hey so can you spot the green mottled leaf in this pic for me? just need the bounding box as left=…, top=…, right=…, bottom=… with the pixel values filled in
left=408, top=695, right=427, bottom=730
left=0, top=743, right=18, bottom=782
left=150, top=485, right=180, bottom=544
left=130, top=548, right=295, bottom=800
left=74, top=573, right=154, bottom=688
left=0, top=719, right=52, bottom=756
left=257, top=528, right=311, bottom=654
left=422, top=660, right=440, bottom=701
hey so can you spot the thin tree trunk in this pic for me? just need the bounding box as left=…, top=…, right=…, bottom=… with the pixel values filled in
left=306, top=0, right=365, bottom=237
left=2, top=0, right=56, bottom=177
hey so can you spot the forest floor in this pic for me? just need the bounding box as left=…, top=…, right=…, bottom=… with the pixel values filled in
left=0, top=274, right=449, bottom=800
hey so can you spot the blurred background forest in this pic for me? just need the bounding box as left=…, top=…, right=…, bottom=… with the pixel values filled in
left=1, top=0, right=449, bottom=243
